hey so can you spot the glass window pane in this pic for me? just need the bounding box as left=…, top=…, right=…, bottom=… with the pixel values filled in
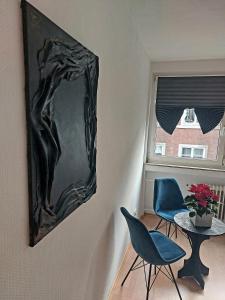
left=155, top=145, right=162, bottom=155
left=154, top=110, right=220, bottom=161
left=193, top=148, right=204, bottom=158
left=184, top=108, right=195, bottom=123
left=181, top=147, right=191, bottom=157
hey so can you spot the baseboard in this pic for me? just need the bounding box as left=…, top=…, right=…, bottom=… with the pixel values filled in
left=107, top=243, right=131, bottom=300
left=144, top=208, right=155, bottom=214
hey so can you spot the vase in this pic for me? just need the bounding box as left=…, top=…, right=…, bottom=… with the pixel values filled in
left=190, top=213, right=213, bottom=228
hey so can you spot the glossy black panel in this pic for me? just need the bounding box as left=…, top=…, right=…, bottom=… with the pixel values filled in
left=21, top=0, right=98, bottom=246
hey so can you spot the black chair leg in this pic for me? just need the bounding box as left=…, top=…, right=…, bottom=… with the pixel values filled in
left=168, top=265, right=182, bottom=300
left=146, top=264, right=152, bottom=300
left=155, top=219, right=162, bottom=230
left=187, top=235, right=192, bottom=247
left=121, top=255, right=139, bottom=286
left=175, top=224, right=178, bottom=238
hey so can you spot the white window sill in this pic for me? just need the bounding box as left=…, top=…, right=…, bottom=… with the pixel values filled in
left=144, top=162, right=225, bottom=178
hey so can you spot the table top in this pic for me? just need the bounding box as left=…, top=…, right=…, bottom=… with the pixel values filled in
left=174, top=212, right=225, bottom=236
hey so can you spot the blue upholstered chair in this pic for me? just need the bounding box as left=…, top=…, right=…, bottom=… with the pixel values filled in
left=121, top=207, right=185, bottom=300
left=154, top=178, right=189, bottom=237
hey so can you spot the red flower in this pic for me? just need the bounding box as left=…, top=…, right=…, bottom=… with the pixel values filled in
left=195, top=193, right=202, bottom=200
left=198, top=200, right=208, bottom=207
left=188, top=183, right=219, bottom=203
left=204, top=190, right=213, bottom=198
left=188, top=184, right=198, bottom=193
left=185, top=183, right=218, bottom=214
left=212, top=194, right=219, bottom=201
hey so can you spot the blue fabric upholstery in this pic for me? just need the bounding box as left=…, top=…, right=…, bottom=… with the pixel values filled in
left=153, top=178, right=189, bottom=222
left=157, top=209, right=188, bottom=222
left=121, top=207, right=186, bottom=266
left=150, top=231, right=185, bottom=264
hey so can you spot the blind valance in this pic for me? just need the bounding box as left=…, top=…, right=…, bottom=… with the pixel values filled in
left=156, top=76, right=225, bottom=134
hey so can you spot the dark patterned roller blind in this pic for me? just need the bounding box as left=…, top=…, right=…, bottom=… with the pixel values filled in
left=156, top=76, right=225, bottom=134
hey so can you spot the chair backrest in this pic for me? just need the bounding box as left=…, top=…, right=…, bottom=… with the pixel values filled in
left=153, top=178, right=185, bottom=213
left=120, top=207, right=162, bottom=264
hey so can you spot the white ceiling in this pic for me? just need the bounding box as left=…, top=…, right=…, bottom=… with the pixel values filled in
left=130, top=0, right=225, bottom=61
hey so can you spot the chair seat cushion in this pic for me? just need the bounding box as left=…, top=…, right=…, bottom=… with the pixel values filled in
left=150, top=230, right=186, bottom=264
left=156, top=208, right=189, bottom=222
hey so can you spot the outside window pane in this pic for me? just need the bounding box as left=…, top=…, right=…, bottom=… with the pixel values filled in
left=155, top=145, right=162, bottom=155
left=181, top=147, right=191, bottom=157
left=155, top=143, right=166, bottom=156
left=184, top=108, right=195, bottom=123
left=193, top=148, right=204, bottom=158
left=154, top=109, right=220, bottom=161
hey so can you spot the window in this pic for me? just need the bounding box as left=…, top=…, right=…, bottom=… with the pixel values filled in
left=178, top=144, right=207, bottom=159
left=179, top=109, right=200, bottom=128
left=184, top=109, right=195, bottom=124
left=155, top=143, right=166, bottom=156
left=180, top=147, right=192, bottom=158
left=147, top=74, right=225, bottom=169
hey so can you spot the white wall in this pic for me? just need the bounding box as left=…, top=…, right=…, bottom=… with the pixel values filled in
left=0, top=1, right=149, bottom=300
left=144, top=60, right=225, bottom=212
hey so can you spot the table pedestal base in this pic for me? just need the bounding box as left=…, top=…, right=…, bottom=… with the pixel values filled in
left=178, top=231, right=209, bottom=289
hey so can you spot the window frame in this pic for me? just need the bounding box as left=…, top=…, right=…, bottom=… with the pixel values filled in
left=155, top=142, right=166, bottom=156
left=178, top=144, right=208, bottom=159
left=147, top=74, right=225, bottom=169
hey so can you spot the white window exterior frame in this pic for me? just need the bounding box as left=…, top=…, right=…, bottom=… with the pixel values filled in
left=178, top=144, right=208, bottom=159
left=147, top=73, right=225, bottom=169
left=155, top=143, right=166, bottom=156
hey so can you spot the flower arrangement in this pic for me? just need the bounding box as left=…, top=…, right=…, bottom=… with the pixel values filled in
left=184, top=183, right=219, bottom=218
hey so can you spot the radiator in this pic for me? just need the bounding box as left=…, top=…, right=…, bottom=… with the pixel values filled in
left=209, top=184, right=225, bottom=221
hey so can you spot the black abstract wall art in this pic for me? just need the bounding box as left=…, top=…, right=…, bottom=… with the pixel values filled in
left=21, top=0, right=99, bottom=246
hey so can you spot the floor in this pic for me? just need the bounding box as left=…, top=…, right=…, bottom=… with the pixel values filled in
left=109, top=213, right=225, bottom=300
